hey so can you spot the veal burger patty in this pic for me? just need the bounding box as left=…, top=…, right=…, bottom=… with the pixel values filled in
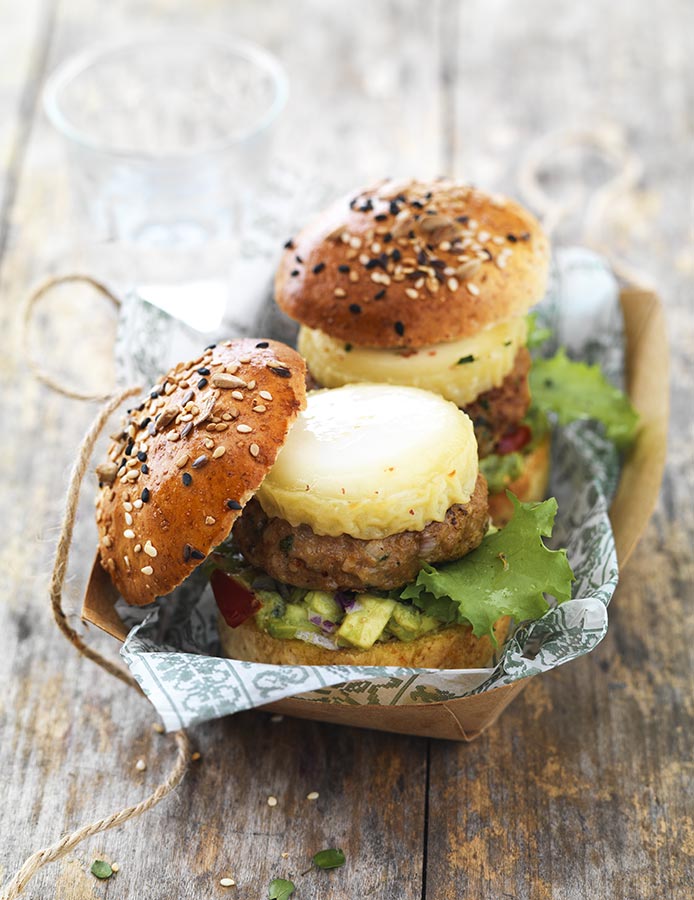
left=233, top=473, right=489, bottom=593
left=463, top=347, right=532, bottom=457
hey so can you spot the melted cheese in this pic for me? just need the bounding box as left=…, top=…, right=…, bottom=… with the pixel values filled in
left=298, top=316, right=528, bottom=407
left=257, top=384, right=478, bottom=539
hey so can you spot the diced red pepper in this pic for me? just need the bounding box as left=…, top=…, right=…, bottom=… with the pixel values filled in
left=495, top=425, right=532, bottom=455
left=211, top=569, right=261, bottom=628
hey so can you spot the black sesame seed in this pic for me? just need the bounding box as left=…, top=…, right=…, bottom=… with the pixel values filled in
left=118, top=459, right=126, bottom=470
left=425, top=191, right=433, bottom=200
left=349, top=303, right=362, bottom=315
left=374, top=289, right=386, bottom=300
left=141, top=464, right=149, bottom=474
left=456, top=215, right=469, bottom=224
left=349, top=197, right=358, bottom=209
left=394, top=321, right=405, bottom=336
left=374, top=213, right=388, bottom=222
left=141, top=487, right=150, bottom=503
left=506, top=233, right=518, bottom=242
left=190, top=548, right=205, bottom=561
left=389, top=201, right=400, bottom=216
left=382, top=233, right=392, bottom=243
left=431, top=258, right=446, bottom=269
left=183, top=544, right=192, bottom=562
left=291, top=269, right=300, bottom=277
left=137, top=403, right=145, bottom=411
left=417, top=250, right=428, bottom=265
left=137, top=451, right=147, bottom=462
left=313, top=262, right=326, bottom=274
left=411, top=200, right=424, bottom=209
left=197, top=377, right=208, bottom=389
left=197, top=367, right=210, bottom=375
left=205, top=343, right=216, bottom=350
left=182, top=472, right=192, bottom=486
left=360, top=198, right=374, bottom=212
left=338, top=264, right=350, bottom=273
left=365, top=258, right=380, bottom=270
left=226, top=499, right=242, bottom=510
left=295, top=254, right=303, bottom=264
left=139, top=417, right=151, bottom=429
left=150, top=390, right=159, bottom=400
left=269, top=364, right=292, bottom=378
left=283, top=238, right=295, bottom=249
left=255, top=341, right=269, bottom=348
left=344, top=343, right=352, bottom=352
left=125, top=441, right=134, bottom=456
left=391, top=248, right=402, bottom=262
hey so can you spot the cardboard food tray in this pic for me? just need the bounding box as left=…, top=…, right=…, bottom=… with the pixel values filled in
left=82, top=288, right=669, bottom=741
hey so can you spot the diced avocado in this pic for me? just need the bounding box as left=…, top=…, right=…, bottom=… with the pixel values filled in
left=305, top=590, right=343, bottom=624
left=265, top=602, right=318, bottom=640
left=337, top=595, right=396, bottom=649
left=387, top=604, right=441, bottom=642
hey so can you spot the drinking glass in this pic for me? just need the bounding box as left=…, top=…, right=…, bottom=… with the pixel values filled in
left=44, top=31, right=288, bottom=332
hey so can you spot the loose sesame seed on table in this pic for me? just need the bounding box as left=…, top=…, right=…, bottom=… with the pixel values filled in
left=0, top=2, right=692, bottom=899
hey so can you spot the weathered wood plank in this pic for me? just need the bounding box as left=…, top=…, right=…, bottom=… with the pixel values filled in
left=425, top=1, right=694, bottom=898
left=0, top=2, right=444, bottom=898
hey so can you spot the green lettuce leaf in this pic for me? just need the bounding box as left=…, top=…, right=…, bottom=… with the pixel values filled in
left=529, top=348, right=639, bottom=449
left=526, top=312, right=553, bottom=349
left=400, top=495, right=574, bottom=642
left=479, top=452, right=525, bottom=493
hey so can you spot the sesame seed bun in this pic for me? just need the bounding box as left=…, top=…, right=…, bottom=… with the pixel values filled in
left=218, top=613, right=511, bottom=668
left=488, top=434, right=552, bottom=527
left=95, top=339, right=306, bottom=605
left=275, top=178, right=550, bottom=349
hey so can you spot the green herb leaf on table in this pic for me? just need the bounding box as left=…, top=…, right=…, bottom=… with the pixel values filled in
left=90, top=860, right=113, bottom=880
left=400, top=495, right=574, bottom=642
left=312, top=848, right=346, bottom=869
left=268, top=877, right=295, bottom=899
left=529, top=348, right=639, bottom=448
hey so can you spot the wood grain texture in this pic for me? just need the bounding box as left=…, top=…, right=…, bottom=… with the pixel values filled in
left=1, top=1, right=692, bottom=899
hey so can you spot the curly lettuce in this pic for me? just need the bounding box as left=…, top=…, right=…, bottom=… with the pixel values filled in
left=529, top=349, right=639, bottom=449
left=400, top=495, right=574, bottom=642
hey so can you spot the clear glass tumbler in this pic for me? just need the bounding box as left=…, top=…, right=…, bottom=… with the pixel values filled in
left=43, top=32, right=288, bottom=332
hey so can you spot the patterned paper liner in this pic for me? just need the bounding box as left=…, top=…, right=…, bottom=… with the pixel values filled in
left=115, top=247, right=625, bottom=731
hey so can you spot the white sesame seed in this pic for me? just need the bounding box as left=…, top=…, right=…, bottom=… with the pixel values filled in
left=467, top=283, right=480, bottom=296
left=371, top=242, right=381, bottom=253
left=231, top=390, right=244, bottom=401
left=247, top=380, right=256, bottom=390
left=123, top=555, right=130, bottom=570
left=267, top=795, right=278, bottom=807
left=220, top=878, right=235, bottom=888
left=133, top=543, right=142, bottom=553
left=439, top=240, right=452, bottom=251
left=447, top=277, right=459, bottom=292
left=237, top=424, right=252, bottom=434
left=133, top=499, right=143, bottom=509
left=144, top=540, right=157, bottom=558
left=477, top=230, right=490, bottom=242
left=349, top=236, right=362, bottom=249
left=349, top=271, right=359, bottom=283
left=204, top=438, right=215, bottom=449
left=213, top=446, right=226, bottom=459
left=259, top=390, right=273, bottom=401
left=141, top=565, right=154, bottom=576
left=123, top=529, right=135, bottom=539
left=496, top=257, right=507, bottom=269
left=249, top=443, right=260, bottom=458
left=124, top=512, right=133, bottom=526
left=135, top=758, right=147, bottom=771
left=253, top=405, right=266, bottom=413
left=270, top=714, right=284, bottom=723
left=492, top=235, right=505, bottom=245
left=123, top=501, right=133, bottom=512
left=334, top=287, right=346, bottom=297
left=102, top=535, right=113, bottom=548
left=205, top=516, right=216, bottom=525
left=239, top=356, right=251, bottom=364
left=306, top=791, right=320, bottom=801
left=175, top=452, right=189, bottom=469
left=405, top=288, right=418, bottom=299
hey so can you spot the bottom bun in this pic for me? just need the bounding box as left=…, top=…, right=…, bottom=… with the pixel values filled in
left=218, top=614, right=510, bottom=668
left=488, top=433, right=551, bottom=527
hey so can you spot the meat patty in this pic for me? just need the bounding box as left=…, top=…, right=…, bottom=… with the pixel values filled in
left=463, top=347, right=531, bottom=456
left=233, top=473, right=489, bottom=592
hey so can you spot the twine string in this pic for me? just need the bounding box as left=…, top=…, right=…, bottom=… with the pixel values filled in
left=21, top=274, right=121, bottom=402
left=0, top=386, right=192, bottom=900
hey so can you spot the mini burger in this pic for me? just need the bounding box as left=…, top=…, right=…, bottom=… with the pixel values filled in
left=95, top=338, right=571, bottom=669
left=274, top=178, right=552, bottom=525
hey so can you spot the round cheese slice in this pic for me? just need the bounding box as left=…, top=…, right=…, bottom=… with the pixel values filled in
left=256, top=383, right=479, bottom=539
left=298, top=315, right=528, bottom=407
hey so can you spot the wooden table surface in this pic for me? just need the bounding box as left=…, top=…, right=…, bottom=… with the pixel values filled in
left=1, top=2, right=692, bottom=898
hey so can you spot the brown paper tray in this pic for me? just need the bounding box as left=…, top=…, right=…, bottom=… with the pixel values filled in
left=82, top=288, right=669, bottom=740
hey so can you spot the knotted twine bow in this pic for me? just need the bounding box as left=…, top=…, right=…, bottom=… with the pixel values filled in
left=2, top=127, right=652, bottom=898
